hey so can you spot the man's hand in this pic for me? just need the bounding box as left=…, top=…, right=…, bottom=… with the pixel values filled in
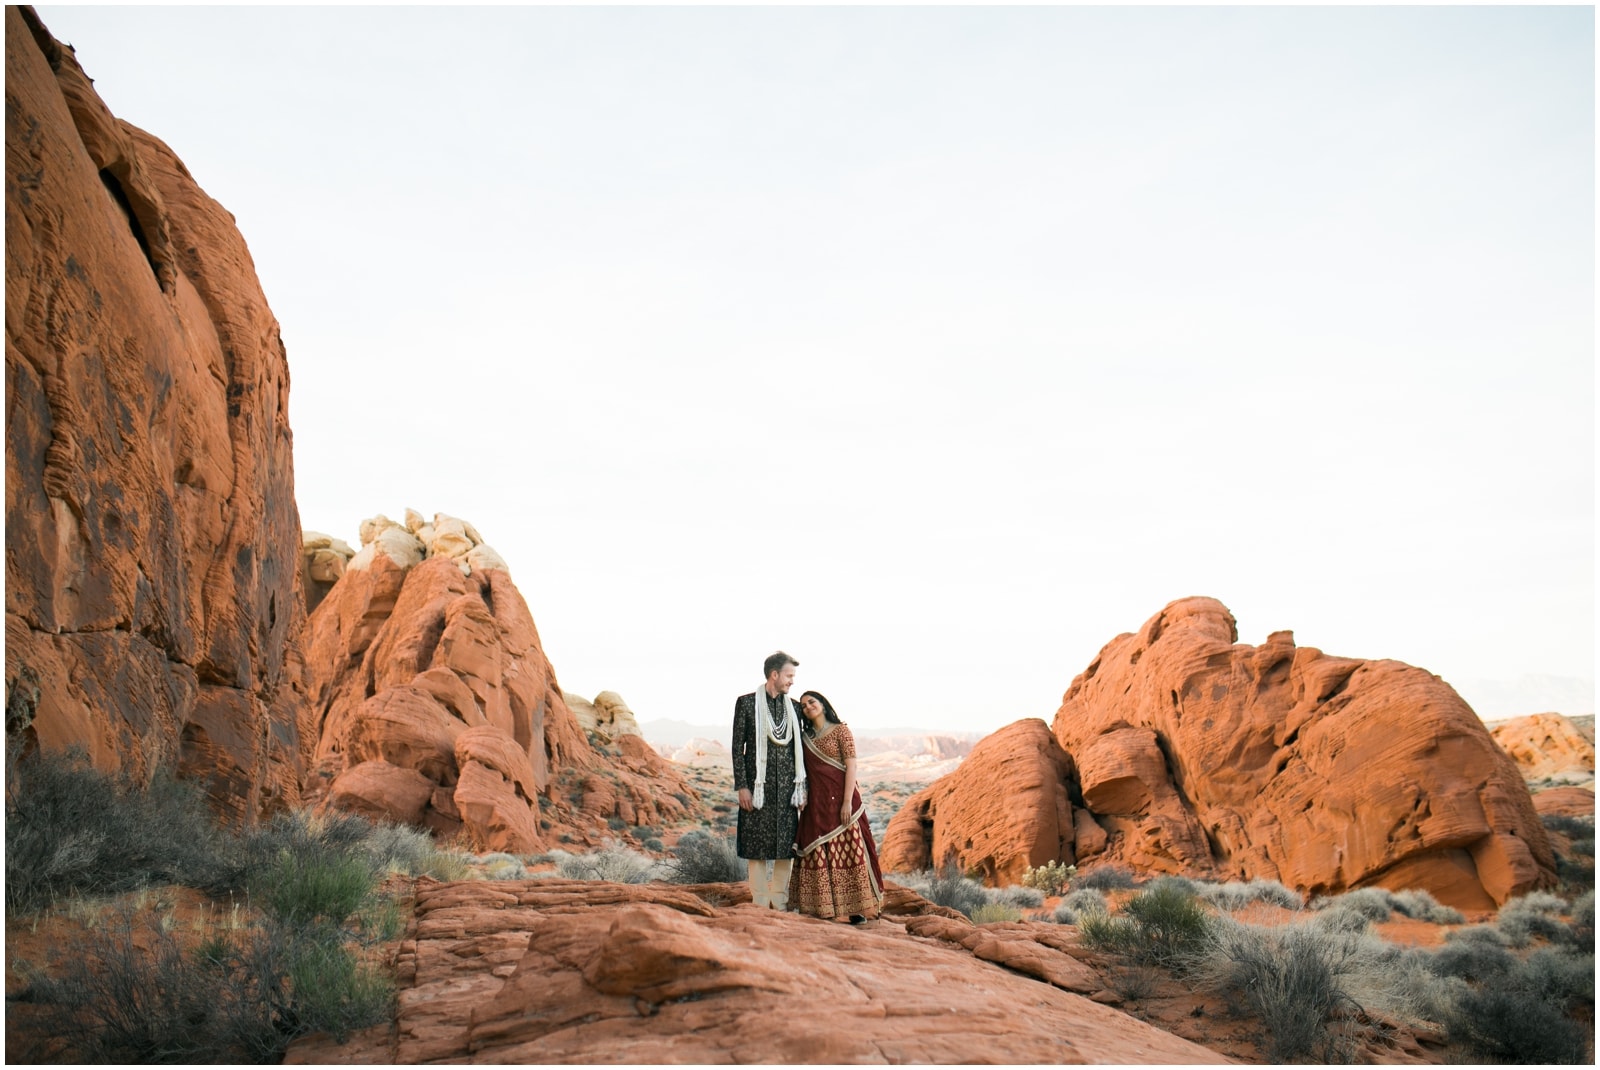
left=738, top=788, right=753, bottom=811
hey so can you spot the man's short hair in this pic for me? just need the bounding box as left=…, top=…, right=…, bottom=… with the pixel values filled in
left=763, top=651, right=799, bottom=679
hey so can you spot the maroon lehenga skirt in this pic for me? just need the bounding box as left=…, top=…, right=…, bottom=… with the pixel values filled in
left=788, top=731, right=884, bottom=919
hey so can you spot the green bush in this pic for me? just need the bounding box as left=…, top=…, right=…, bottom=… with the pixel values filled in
left=1020, top=859, right=1075, bottom=896
left=1442, top=978, right=1590, bottom=1063
left=922, top=862, right=989, bottom=920
left=1201, top=917, right=1361, bottom=1062
left=4, top=745, right=228, bottom=911
left=1074, top=864, right=1136, bottom=891
left=1080, top=883, right=1211, bottom=968
left=661, top=831, right=744, bottom=884
left=257, top=851, right=376, bottom=928
left=971, top=902, right=1023, bottom=924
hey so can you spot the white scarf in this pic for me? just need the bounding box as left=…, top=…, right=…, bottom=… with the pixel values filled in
left=752, top=687, right=807, bottom=810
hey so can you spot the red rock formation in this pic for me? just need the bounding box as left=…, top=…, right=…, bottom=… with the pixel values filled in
left=1531, top=786, right=1594, bottom=819
left=5, top=8, right=306, bottom=820
left=1489, top=713, right=1595, bottom=783
left=301, top=516, right=699, bottom=851
left=284, top=878, right=1226, bottom=1064
left=880, top=718, right=1078, bottom=884
left=1051, top=597, right=1554, bottom=908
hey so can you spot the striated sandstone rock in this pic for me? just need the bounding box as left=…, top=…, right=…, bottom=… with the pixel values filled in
left=1531, top=786, right=1594, bottom=819
left=303, top=519, right=589, bottom=852
left=880, top=718, right=1078, bottom=884
left=301, top=514, right=699, bottom=850
left=1489, top=713, right=1595, bottom=784
left=285, top=878, right=1225, bottom=1064
left=300, top=532, right=354, bottom=616
left=1049, top=597, right=1554, bottom=908
left=5, top=8, right=306, bottom=820
left=564, top=689, right=643, bottom=742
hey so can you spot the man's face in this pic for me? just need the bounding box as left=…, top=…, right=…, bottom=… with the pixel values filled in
left=769, top=664, right=796, bottom=695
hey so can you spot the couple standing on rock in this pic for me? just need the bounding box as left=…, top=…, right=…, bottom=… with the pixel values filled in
left=731, top=651, right=885, bottom=923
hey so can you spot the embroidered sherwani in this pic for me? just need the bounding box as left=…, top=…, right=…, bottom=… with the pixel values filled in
left=788, top=724, right=884, bottom=919
left=732, top=690, right=800, bottom=860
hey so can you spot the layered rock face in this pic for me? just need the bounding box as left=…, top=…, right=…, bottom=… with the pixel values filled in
left=565, top=690, right=642, bottom=742
left=881, top=719, right=1078, bottom=884
left=300, top=512, right=700, bottom=851
left=1489, top=713, right=1595, bottom=785
left=5, top=8, right=306, bottom=820
left=301, top=512, right=588, bottom=852
left=285, top=878, right=1226, bottom=1064
left=887, top=598, right=1555, bottom=909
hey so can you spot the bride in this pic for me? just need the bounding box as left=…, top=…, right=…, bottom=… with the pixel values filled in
left=787, top=690, right=884, bottom=923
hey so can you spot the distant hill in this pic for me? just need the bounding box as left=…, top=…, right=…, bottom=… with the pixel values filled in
left=639, top=718, right=987, bottom=748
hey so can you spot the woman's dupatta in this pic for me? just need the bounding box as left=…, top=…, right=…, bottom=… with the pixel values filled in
left=794, top=732, right=884, bottom=892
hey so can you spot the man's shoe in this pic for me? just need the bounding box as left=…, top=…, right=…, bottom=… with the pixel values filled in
left=849, top=915, right=866, bottom=925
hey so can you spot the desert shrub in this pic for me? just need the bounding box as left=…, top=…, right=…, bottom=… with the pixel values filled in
left=1074, top=864, right=1136, bottom=891
left=988, top=885, right=1045, bottom=909
left=556, top=845, right=657, bottom=883
left=1199, top=879, right=1302, bottom=912
left=4, top=745, right=229, bottom=911
left=1441, top=977, right=1590, bottom=1063
left=1081, top=883, right=1211, bottom=968
left=971, top=902, right=1023, bottom=924
left=1426, top=937, right=1518, bottom=983
left=1570, top=890, right=1595, bottom=947
left=606, top=815, right=627, bottom=830
left=919, top=862, right=988, bottom=919
left=1199, top=916, right=1361, bottom=1062
left=1142, top=874, right=1199, bottom=898
left=1052, top=887, right=1109, bottom=924
left=1389, top=888, right=1465, bottom=925
left=1446, top=922, right=1511, bottom=947
left=1542, top=814, right=1595, bottom=839
left=1020, top=859, right=1075, bottom=896
left=661, top=830, right=745, bottom=884
left=1316, top=887, right=1394, bottom=921
left=1519, top=947, right=1594, bottom=1008
left=1498, top=893, right=1572, bottom=948
left=417, top=849, right=474, bottom=881
left=356, top=821, right=438, bottom=876
left=1310, top=904, right=1371, bottom=935
left=257, top=850, right=376, bottom=929
left=482, top=856, right=527, bottom=880
left=20, top=901, right=393, bottom=1062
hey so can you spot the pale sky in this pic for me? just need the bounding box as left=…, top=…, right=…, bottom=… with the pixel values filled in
left=31, top=4, right=1594, bottom=734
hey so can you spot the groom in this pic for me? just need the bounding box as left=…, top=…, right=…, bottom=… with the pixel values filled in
left=732, top=651, right=807, bottom=909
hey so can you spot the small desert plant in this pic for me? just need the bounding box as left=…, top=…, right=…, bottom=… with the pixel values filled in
left=1080, top=883, right=1211, bottom=968
left=606, top=814, right=627, bottom=830
left=4, top=745, right=229, bottom=911
left=971, top=902, right=1023, bottom=924
left=481, top=854, right=528, bottom=880
left=661, top=830, right=745, bottom=884
left=1021, top=859, right=1075, bottom=896
left=1053, top=887, right=1109, bottom=924
left=1309, top=903, right=1371, bottom=935
left=1441, top=974, right=1590, bottom=1063
left=1074, top=864, right=1136, bottom=891
left=987, top=885, right=1045, bottom=910
left=1315, top=887, right=1394, bottom=921
left=1198, top=879, right=1302, bottom=912
left=921, top=861, right=989, bottom=920
left=555, top=844, right=657, bottom=884
left=417, top=848, right=474, bottom=881
left=356, top=821, right=438, bottom=876
left=256, top=850, right=377, bottom=929
left=1389, top=888, right=1465, bottom=925
left=1199, top=916, right=1362, bottom=1062
left=1497, top=892, right=1572, bottom=948
left=1426, top=936, right=1518, bottom=983
left=1542, top=814, right=1596, bottom=839
left=1141, top=874, right=1199, bottom=898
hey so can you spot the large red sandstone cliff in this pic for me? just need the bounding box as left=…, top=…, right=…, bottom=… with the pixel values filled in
left=884, top=597, right=1555, bottom=909
left=5, top=7, right=306, bottom=820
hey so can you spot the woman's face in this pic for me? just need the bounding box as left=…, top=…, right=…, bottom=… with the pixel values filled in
left=801, top=695, right=825, bottom=723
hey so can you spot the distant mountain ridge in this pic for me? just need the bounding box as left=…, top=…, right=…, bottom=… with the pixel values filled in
left=638, top=718, right=985, bottom=748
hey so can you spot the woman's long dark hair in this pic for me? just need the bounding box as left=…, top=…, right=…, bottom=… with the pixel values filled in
left=799, top=690, right=843, bottom=734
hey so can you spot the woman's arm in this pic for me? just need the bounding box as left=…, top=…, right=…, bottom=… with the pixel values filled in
left=840, top=754, right=858, bottom=825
